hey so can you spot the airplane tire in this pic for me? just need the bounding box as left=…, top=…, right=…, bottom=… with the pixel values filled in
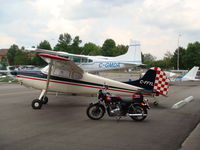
left=153, top=101, right=159, bottom=106
left=42, top=96, right=48, bottom=104
left=32, top=99, right=42, bottom=109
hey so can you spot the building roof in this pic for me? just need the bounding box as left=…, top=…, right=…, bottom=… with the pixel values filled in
left=0, top=49, right=8, bottom=56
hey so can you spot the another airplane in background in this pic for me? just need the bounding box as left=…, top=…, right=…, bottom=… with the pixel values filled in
left=10, top=53, right=169, bottom=109
left=28, top=42, right=142, bottom=72
left=165, top=66, right=199, bottom=81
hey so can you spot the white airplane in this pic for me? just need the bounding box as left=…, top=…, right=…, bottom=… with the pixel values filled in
left=165, top=66, right=199, bottom=81
left=10, top=53, right=169, bottom=109
left=31, top=43, right=142, bottom=72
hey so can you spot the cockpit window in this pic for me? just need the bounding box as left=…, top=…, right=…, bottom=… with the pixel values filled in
left=60, top=55, right=93, bottom=63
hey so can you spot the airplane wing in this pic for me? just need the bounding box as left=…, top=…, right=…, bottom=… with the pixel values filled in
left=39, top=53, right=84, bottom=76
left=36, top=49, right=90, bottom=59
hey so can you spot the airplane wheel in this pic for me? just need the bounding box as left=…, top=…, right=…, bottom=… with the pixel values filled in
left=153, top=101, right=159, bottom=106
left=32, top=99, right=42, bottom=109
left=42, top=96, right=48, bottom=104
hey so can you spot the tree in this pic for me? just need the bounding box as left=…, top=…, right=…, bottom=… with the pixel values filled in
left=54, top=33, right=72, bottom=52
left=7, top=44, right=19, bottom=65
left=101, top=39, right=116, bottom=56
left=143, top=53, right=156, bottom=64
left=184, top=42, right=200, bottom=69
left=115, top=45, right=128, bottom=56
left=171, top=47, right=186, bottom=69
left=71, top=36, right=82, bottom=54
left=82, top=42, right=101, bottom=55
left=31, top=40, right=52, bottom=66
left=162, top=51, right=173, bottom=69
left=14, top=50, right=30, bottom=65
left=37, top=40, right=52, bottom=50
left=0, top=56, right=8, bottom=69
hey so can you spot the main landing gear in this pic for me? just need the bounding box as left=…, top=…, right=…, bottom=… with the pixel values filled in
left=32, top=60, right=52, bottom=110
left=31, top=97, right=48, bottom=109
left=31, top=90, right=49, bottom=109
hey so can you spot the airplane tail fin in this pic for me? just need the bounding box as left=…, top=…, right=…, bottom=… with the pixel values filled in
left=124, top=67, right=169, bottom=96
left=181, top=66, right=199, bottom=81
left=116, top=41, right=142, bottom=65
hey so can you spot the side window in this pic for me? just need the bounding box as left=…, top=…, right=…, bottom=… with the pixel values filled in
left=72, top=72, right=82, bottom=79
left=82, top=58, right=87, bottom=63
left=73, top=57, right=81, bottom=63
left=88, top=59, right=93, bottom=63
left=53, top=68, right=70, bottom=78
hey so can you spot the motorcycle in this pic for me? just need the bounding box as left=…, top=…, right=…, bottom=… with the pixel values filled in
left=86, top=86, right=150, bottom=121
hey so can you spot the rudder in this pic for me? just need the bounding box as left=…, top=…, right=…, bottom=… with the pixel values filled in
left=124, top=67, right=169, bottom=96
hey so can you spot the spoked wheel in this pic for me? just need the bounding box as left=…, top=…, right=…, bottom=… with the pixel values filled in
left=86, top=104, right=105, bottom=120
left=41, top=96, right=48, bottom=104
left=129, top=105, right=147, bottom=121
left=32, top=99, right=42, bottom=109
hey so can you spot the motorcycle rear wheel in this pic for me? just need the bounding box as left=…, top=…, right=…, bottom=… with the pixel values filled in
left=86, top=104, right=105, bottom=120
left=129, top=105, right=147, bottom=121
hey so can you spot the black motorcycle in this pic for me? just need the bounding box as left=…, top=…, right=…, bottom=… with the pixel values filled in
left=86, top=88, right=150, bottom=121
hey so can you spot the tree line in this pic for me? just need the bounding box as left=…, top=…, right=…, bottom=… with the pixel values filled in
left=143, top=42, right=200, bottom=70
left=0, top=33, right=200, bottom=70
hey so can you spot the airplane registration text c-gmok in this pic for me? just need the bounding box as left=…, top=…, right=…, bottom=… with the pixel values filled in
left=11, top=53, right=169, bottom=109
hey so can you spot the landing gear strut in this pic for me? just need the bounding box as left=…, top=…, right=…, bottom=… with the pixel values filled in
left=31, top=60, right=53, bottom=110
left=31, top=89, right=49, bottom=109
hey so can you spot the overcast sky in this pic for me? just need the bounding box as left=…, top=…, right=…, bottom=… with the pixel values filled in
left=0, top=0, right=200, bottom=59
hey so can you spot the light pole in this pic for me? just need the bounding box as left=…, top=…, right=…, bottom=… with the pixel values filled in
left=177, top=34, right=181, bottom=70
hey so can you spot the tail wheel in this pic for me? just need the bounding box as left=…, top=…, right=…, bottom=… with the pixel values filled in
left=41, top=96, right=48, bottom=104
left=153, top=101, right=159, bottom=106
left=129, top=105, right=147, bottom=121
left=32, top=99, right=42, bottom=109
left=86, top=104, right=105, bottom=120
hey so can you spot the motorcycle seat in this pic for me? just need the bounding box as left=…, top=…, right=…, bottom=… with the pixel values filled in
left=121, top=98, right=134, bottom=103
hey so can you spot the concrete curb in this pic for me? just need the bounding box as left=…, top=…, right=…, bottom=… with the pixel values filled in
left=181, top=123, right=200, bottom=150
left=172, top=96, right=194, bottom=109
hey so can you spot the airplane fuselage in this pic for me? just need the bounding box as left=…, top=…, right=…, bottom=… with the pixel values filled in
left=78, top=61, right=139, bottom=72
left=16, top=70, right=142, bottom=97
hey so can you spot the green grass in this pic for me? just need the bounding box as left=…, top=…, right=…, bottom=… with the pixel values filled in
left=0, top=76, right=17, bottom=83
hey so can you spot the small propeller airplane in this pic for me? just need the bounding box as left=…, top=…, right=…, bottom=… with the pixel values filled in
left=10, top=53, right=169, bottom=109
left=165, top=66, right=199, bottom=81
left=29, top=42, right=142, bottom=72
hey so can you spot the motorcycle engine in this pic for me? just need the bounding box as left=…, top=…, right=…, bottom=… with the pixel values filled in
left=110, top=103, right=121, bottom=116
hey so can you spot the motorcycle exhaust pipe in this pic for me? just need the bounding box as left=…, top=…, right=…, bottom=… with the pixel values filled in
left=127, top=113, right=147, bottom=117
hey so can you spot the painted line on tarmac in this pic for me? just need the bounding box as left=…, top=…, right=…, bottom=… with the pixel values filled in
left=171, top=96, right=194, bottom=109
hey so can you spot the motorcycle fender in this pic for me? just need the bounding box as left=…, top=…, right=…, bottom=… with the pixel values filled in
left=89, top=102, right=105, bottom=111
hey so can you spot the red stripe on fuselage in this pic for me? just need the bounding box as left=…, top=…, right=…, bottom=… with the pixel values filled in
left=16, top=75, right=136, bottom=94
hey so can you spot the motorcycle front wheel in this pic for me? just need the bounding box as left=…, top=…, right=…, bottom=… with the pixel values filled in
left=129, top=105, right=147, bottom=121
left=86, top=104, right=105, bottom=120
